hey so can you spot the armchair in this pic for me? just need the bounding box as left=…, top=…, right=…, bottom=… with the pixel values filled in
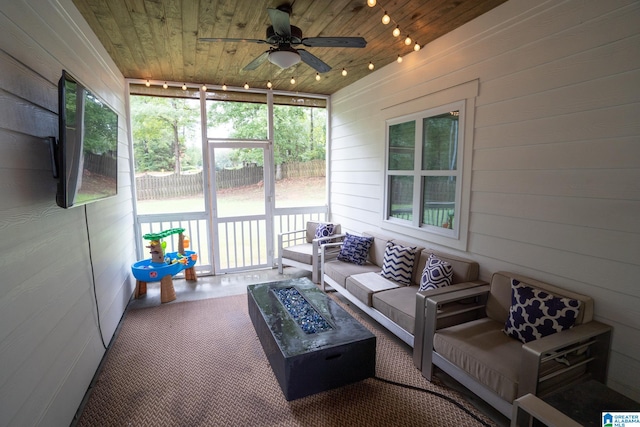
left=418, top=271, right=612, bottom=419
left=278, top=221, right=342, bottom=283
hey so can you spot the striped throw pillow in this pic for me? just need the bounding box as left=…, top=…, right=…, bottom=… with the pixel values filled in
left=380, top=242, right=418, bottom=285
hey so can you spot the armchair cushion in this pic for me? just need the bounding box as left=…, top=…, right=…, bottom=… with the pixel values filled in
left=504, top=279, right=582, bottom=344
left=433, top=317, right=523, bottom=402
left=380, top=242, right=418, bottom=285
left=337, top=233, right=373, bottom=265
left=281, top=244, right=314, bottom=265
left=419, top=254, right=453, bottom=291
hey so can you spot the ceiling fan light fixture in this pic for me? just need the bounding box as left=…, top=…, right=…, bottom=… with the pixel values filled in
left=268, top=50, right=301, bottom=69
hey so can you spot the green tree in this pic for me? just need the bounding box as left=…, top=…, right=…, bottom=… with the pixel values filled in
left=131, top=96, right=200, bottom=172
left=207, top=101, right=326, bottom=168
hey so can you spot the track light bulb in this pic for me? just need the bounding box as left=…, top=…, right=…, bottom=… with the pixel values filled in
left=382, top=12, right=390, bottom=25
left=392, top=26, right=400, bottom=37
left=404, top=35, right=412, bottom=46
left=368, top=62, right=374, bottom=70
left=342, top=68, right=347, bottom=76
left=315, top=73, right=321, bottom=81
left=397, top=55, right=403, bottom=63
left=367, top=0, right=376, bottom=7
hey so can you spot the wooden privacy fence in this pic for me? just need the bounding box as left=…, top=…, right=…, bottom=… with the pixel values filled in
left=136, top=159, right=325, bottom=200
left=85, top=152, right=117, bottom=178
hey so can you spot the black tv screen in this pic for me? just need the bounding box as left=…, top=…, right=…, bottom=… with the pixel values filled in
left=56, top=70, right=118, bottom=208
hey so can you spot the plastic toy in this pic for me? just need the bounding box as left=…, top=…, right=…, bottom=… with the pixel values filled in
left=131, top=227, right=198, bottom=303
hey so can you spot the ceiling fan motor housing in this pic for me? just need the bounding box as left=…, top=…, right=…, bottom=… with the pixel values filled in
left=267, top=25, right=303, bottom=44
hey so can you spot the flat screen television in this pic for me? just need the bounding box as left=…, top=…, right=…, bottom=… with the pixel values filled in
left=55, top=70, right=118, bottom=208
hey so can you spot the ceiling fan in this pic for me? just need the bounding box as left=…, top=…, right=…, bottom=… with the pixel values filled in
left=198, top=3, right=367, bottom=73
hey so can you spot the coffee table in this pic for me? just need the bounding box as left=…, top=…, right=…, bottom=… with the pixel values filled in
left=247, top=277, right=376, bottom=400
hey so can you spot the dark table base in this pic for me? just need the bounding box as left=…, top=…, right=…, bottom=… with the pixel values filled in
left=247, top=278, right=376, bottom=401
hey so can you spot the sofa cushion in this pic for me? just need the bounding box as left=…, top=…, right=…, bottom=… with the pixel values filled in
left=372, top=285, right=420, bottom=334
left=281, top=244, right=313, bottom=265
left=419, top=254, right=453, bottom=291
left=324, top=259, right=380, bottom=288
left=434, top=317, right=523, bottom=403
left=380, top=242, right=418, bottom=285
left=415, top=250, right=479, bottom=287
left=337, top=233, right=374, bottom=265
left=346, top=272, right=400, bottom=307
left=362, top=231, right=392, bottom=267
left=504, top=279, right=582, bottom=343
left=314, top=223, right=335, bottom=245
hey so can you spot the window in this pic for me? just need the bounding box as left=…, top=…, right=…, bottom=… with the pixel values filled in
left=385, top=101, right=464, bottom=240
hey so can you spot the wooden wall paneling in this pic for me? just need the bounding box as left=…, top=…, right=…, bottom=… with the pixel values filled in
left=471, top=169, right=640, bottom=200
left=469, top=213, right=639, bottom=267
left=476, top=71, right=640, bottom=128
left=470, top=192, right=639, bottom=233
left=473, top=137, right=640, bottom=171
left=0, top=0, right=133, bottom=423
left=474, top=104, right=639, bottom=149
left=468, top=233, right=640, bottom=302
left=333, top=182, right=381, bottom=200
left=478, top=34, right=640, bottom=107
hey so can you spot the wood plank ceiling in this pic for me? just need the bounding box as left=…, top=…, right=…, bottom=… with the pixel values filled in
left=73, top=0, right=507, bottom=95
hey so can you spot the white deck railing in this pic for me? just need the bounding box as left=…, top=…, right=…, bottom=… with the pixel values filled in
left=135, top=206, right=328, bottom=275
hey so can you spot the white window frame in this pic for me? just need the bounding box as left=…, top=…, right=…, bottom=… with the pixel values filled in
left=381, top=80, right=477, bottom=251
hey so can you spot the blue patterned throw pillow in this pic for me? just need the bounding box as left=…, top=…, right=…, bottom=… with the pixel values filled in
left=419, top=254, right=453, bottom=291
left=337, top=233, right=373, bottom=265
left=314, top=223, right=335, bottom=246
left=380, top=242, right=417, bottom=285
left=504, top=279, right=582, bottom=343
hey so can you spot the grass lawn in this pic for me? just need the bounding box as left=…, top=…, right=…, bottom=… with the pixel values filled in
left=136, top=176, right=326, bottom=215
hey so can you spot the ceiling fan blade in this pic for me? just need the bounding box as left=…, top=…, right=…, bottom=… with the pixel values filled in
left=243, top=51, right=270, bottom=71
left=298, top=49, right=331, bottom=73
left=198, top=37, right=268, bottom=44
left=267, top=7, right=291, bottom=37
left=300, top=37, right=367, bottom=48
